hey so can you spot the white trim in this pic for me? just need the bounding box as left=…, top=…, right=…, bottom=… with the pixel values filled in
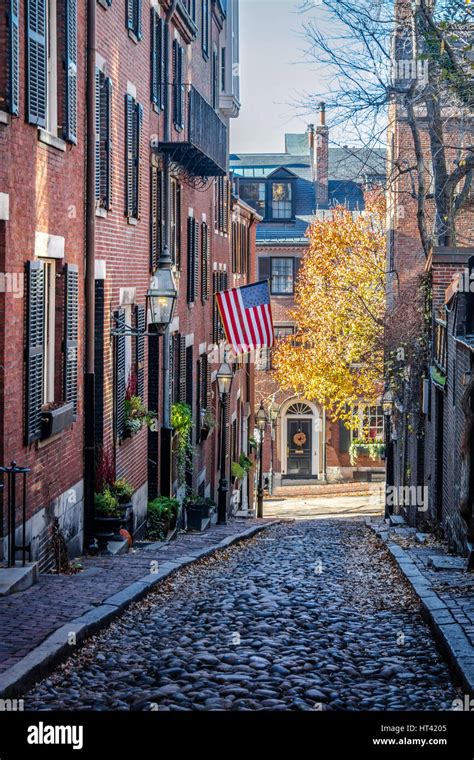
left=127, top=81, right=137, bottom=98
left=35, top=232, right=65, bottom=259
left=280, top=398, right=321, bottom=478
left=169, top=316, right=179, bottom=334
left=95, top=260, right=106, bottom=280
left=185, top=333, right=194, bottom=348
left=0, top=193, right=9, bottom=221
left=119, top=287, right=136, bottom=306
left=199, top=342, right=207, bottom=355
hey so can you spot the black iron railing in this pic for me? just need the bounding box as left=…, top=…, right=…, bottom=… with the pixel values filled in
left=0, top=461, right=31, bottom=567
left=158, top=84, right=228, bottom=177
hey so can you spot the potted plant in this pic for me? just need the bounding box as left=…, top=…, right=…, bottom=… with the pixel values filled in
left=349, top=438, right=385, bottom=466
left=123, top=370, right=156, bottom=438
left=110, top=477, right=134, bottom=533
left=94, top=487, right=128, bottom=552
left=185, top=495, right=216, bottom=532
left=231, top=453, right=253, bottom=489
left=146, top=496, right=180, bottom=541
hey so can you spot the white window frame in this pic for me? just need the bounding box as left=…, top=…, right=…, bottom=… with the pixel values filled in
left=42, top=259, right=56, bottom=405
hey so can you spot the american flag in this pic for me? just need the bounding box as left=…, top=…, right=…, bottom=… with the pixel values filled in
left=216, top=280, right=274, bottom=355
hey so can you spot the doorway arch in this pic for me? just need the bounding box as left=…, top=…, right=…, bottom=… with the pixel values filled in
left=281, top=398, right=321, bottom=478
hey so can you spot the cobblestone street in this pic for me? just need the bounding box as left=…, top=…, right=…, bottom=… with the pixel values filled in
left=25, top=519, right=459, bottom=711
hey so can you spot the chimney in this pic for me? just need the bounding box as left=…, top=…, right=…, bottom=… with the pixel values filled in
left=307, top=123, right=316, bottom=180
left=315, top=102, right=329, bottom=207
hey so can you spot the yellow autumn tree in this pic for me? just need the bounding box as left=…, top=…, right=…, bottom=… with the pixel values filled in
left=273, top=191, right=386, bottom=428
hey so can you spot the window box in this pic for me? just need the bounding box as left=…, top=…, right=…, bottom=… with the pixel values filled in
left=41, top=402, right=74, bottom=440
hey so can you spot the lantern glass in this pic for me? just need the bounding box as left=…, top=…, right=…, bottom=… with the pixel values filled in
left=147, top=268, right=177, bottom=331
left=217, top=362, right=233, bottom=398
left=256, top=403, right=267, bottom=431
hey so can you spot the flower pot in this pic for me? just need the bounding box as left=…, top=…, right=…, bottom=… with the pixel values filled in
left=185, top=503, right=211, bottom=532
left=94, top=509, right=132, bottom=552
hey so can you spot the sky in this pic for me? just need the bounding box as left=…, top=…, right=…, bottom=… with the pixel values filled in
left=230, top=0, right=329, bottom=155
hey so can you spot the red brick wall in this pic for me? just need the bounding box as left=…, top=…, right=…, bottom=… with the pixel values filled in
left=0, top=1, right=86, bottom=523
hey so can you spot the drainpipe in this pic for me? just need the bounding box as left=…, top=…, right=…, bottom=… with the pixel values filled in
left=160, top=0, right=179, bottom=497
left=84, top=0, right=96, bottom=549
left=322, top=407, right=327, bottom=482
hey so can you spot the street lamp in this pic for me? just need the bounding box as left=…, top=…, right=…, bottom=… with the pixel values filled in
left=381, top=389, right=394, bottom=518
left=255, top=402, right=268, bottom=518
left=217, top=360, right=234, bottom=524
left=149, top=245, right=178, bottom=500
left=268, top=401, right=279, bottom=495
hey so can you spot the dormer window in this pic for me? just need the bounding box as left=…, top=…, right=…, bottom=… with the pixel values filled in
left=271, top=182, right=292, bottom=219
left=238, top=170, right=296, bottom=221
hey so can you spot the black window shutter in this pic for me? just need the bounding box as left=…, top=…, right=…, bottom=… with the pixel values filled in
left=26, top=0, right=47, bottom=127
left=178, top=44, right=184, bottom=129
left=135, top=305, right=145, bottom=400
left=134, top=102, right=142, bottom=219
left=175, top=183, right=181, bottom=269
left=64, top=263, right=79, bottom=418
left=196, top=356, right=202, bottom=443
left=339, top=419, right=351, bottom=454
left=185, top=345, right=193, bottom=409
left=135, top=0, right=142, bottom=40
left=8, top=0, right=20, bottom=116
left=258, top=257, right=270, bottom=282
left=187, top=217, right=195, bottom=303
left=104, top=77, right=113, bottom=209
left=63, top=0, right=78, bottom=143
left=25, top=261, right=45, bottom=444
left=212, top=272, right=219, bottom=344
left=172, top=40, right=178, bottom=128
left=201, top=222, right=209, bottom=302
left=193, top=219, right=199, bottom=302
left=125, top=94, right=134, bottom=216
left=151, top=10, right=158, bottom=105
left=114, top=310, right=126, bottom=440
left=169, top=333, right=175, bottom=404
left=150, top=165, right=158, bottom=271
left=95, top=69, right=101, bottom=202
left=178, top=335, right=187, bottom=403
left=294, top=256, right=302, bottom=284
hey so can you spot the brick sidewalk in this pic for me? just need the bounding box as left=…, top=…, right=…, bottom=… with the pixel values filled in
left=0, top=519, right=273, bottom=684
left=368, top=517, right=474, bottom=695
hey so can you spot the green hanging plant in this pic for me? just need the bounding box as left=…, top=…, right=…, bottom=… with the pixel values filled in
left=349, top=438, right=385, bottom=466
left=171, top=402, right=194, bottom=486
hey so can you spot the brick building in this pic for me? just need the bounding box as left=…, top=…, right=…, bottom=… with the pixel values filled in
left=385, top=0, right=474, bottom=557
left=0, top=0, right=256, bottom=573
left=230, top=111, right=387, bottom=490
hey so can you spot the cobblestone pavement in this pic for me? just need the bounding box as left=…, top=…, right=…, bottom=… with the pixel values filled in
left=25, top=520, right=459, bottom=711
left=0, top=519, right=266, bottom=674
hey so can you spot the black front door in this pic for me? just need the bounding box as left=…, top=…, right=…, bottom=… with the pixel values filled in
left=287, top=418, right=312, bottom=476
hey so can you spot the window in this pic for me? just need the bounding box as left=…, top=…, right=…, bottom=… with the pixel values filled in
left=221, top=47, right=226, bottom=92
left=150, top=165, right=164, bottom=272
left=151, top=9, right=164, bottom=110
left=125, top=93, right=142, bottom=220
left=271, top=257, right=294, bottom=295
left=257, top=324, right=294, bottom=371
left=212, top=45, right=219, bottom=109
left=240, top=182, right=265, bottom=217
left=201, top=0, right=209, bottom=57
left=170, top=178, right=181, bottom=268
left=271, top=182, right=292, bottom=219
left=231, top=220, right=249, bottom=275
left=126, top=0, right=142, bottom=40
left=95, top=69, right=112, bottom=210
left=434, top=316, right=447, bottom=371
left=25, top=261, right=79, bottom=443
left=42, top=260, right=56, bottom=404
left=354, top=405, right=384, bottom=441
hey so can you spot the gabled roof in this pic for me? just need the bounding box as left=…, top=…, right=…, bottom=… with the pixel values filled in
left=266, top=166, right=299, bottom=180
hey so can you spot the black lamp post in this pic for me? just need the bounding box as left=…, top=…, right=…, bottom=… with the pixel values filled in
left=268, top=401, right=278, bottom=495
left=382, top=389, right=394, bottom=519
left=256, top=402, right=268, bottom=518
left=147, top=245, right=178, bottom=498
left=217, top=360, right=234, bottom=524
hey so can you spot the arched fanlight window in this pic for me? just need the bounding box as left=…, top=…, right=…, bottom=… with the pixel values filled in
left=286, top=402, right=313, bottom=416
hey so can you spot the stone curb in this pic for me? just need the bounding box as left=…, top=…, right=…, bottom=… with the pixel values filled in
left=0, top=521, right=278, bottom=698
left=368, top=522, right=474, bottom=697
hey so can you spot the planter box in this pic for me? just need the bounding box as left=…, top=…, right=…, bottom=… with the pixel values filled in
left=186, top=503, right=212, bottom=532
left=41, top=402, right=74, bottom=439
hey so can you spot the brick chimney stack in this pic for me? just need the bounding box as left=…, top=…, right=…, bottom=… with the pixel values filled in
left=315, top=102, right=329, bottom=207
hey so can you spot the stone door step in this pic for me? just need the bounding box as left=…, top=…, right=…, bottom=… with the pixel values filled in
left=0, top=562, right=38, bottom=596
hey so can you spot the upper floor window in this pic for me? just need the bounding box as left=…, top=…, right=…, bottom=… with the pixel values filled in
left=271, top=257, right=294, bottom=295
left=240, top=182, right=265, bottom=217
left=239, top=178, right=295, bottom=221
left=271, top=182, right=292, bottom=219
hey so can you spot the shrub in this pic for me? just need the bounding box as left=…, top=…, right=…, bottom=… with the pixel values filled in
left=112, top=478, right=134, bottom=505
left=146, top=497, right=180, bottom=541
left=94, top=487, right=120, bottom=517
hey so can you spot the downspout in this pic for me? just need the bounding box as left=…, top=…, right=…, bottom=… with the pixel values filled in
left=84, top=0, right=96, bottom=549
left=160, top=0, right=179, bottom=497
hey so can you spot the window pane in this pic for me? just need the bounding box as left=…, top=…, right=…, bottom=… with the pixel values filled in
left=271, top=258, right=294, bottom=294
left=240, top=181, right=265, bottom=216
left=271, top=182, right=292, bottom=219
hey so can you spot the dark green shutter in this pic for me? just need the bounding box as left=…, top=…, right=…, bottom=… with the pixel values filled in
left=339, top=419, right=351, bottom=454
left=114, top=310, right=126, bottom=439
left=104, top=77, right=113, bottom=209
left=258, top=257, right=270, bottom=282
left=135, top=0, right=142, bottom=40
left=173, top=41, right=184, bottom=130
left=134, top=102, right=142, bottom=219
left=187, top=217, right=195, bottom=303
left=25, top=261, right=45, bottom=444
left=126, top=0, right=134, bottom=32
left=201, top=222, right=209, bottom=302
left=178, top=335, right=187, bottom=403
left=169, top=333, right=175, bottom=404
left=193, top=219, right=199, bottom=302
left=150, top=165, right=158, bottom=270
left=212, top=271, right=219, bottom=344
left=135, top=304, right=145, bottom=400
left=95, top=69, right=101, bottom=202
left=26, top=0, right=47, bottom=127
left=63, top=0, right=77, bottom=143
left=151, top=10, right=163, bottom=108
left=125, top=94, right=134, bottom=216
left=8, top=0, right=20, bottom=116
left=64, top=264, right=78, bottom=418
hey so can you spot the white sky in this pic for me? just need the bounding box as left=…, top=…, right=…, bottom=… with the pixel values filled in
left=230, top=0, right=330, bottom=154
